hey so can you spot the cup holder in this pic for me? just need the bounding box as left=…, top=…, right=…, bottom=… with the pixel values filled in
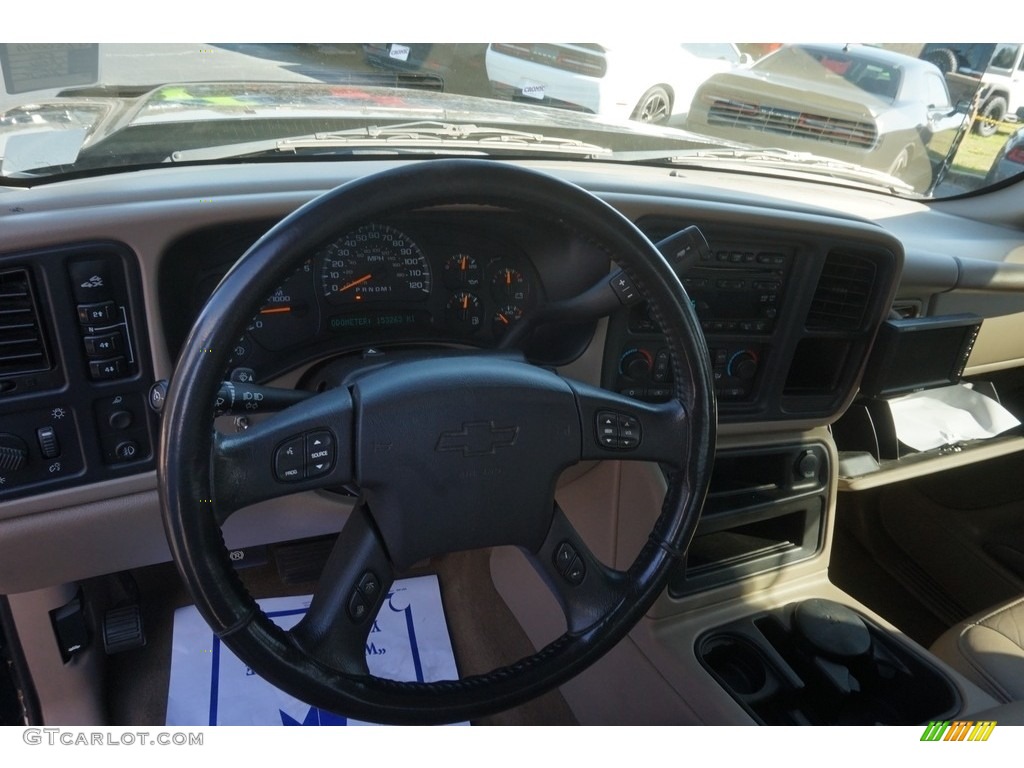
left=702, top=635, right=770, bottom=697
left=697, top=599, right=961, bottom=725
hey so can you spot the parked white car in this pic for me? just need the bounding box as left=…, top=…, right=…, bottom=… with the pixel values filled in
left=485, top=42, right=750, bottom=125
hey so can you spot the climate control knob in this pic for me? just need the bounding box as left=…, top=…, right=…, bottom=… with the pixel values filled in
left=619, top=348, right=653, bottom=380
left=728, top=350, right=759, bottom=380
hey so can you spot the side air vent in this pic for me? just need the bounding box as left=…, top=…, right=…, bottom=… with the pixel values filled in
left=0, top=268, right=51, bottom=377
left=806, top=252, right=877, bottom=332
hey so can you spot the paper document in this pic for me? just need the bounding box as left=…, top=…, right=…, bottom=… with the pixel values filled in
left=166, top=574, right=460, bottom=725
left=887, top=383, right=1020, bottom=452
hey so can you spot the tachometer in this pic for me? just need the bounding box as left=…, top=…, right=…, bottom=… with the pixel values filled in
left=319, top=224, right=432, bottom=305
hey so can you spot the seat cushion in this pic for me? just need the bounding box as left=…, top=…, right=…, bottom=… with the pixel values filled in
left=931, top=596, right=1024, bottom=703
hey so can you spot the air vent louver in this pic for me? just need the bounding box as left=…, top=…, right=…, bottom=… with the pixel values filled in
left=807, top=252, right=876, bottom=331
left=0, top=269, right=51, bottom=377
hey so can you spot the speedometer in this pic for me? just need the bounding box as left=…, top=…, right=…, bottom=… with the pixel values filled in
left=319, top=223, right=432, bottom=305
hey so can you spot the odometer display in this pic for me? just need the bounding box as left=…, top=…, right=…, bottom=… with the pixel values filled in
left=319, top=224, right=432, bottom=305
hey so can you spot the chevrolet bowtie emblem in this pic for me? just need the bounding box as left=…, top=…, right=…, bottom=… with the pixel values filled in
left=436, top=421, right=519, bottom=456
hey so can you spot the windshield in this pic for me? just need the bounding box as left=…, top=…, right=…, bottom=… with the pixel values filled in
left=1, top=41, right=1021, bottom=198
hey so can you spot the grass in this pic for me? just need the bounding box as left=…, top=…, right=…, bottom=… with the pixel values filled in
left=949, top=123, right=1017, bottom=177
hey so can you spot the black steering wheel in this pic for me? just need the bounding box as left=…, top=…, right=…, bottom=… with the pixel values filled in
left=159, top=159, right=715, bottom=724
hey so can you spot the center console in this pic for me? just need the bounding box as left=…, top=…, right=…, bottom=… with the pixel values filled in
left=670, top=443, right=829, bottom=596
left=697, top=598, right=961, bottom=725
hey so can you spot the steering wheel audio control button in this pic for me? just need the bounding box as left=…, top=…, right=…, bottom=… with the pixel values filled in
left=596, top=412, right=619, bottom=447
left=595, top=411, right=642, bottom=450
left=618, top=416, right=641, bottom=448
left=305, top=430, right=335, bottom=476
left=274, top=436, right=305, bottom=481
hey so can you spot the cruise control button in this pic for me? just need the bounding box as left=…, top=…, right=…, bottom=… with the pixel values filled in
left=357, top=571, right=381, bottom=600
left=347, top=590, right=370, bottom=623
left=565, top=556, right=586, bottom=585
left=555, top=542, right=577, bottom=573
left=274, top=436, right=305, bottom=482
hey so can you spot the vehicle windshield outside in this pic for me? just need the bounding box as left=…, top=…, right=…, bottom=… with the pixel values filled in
left=1, top=42, right=1022, bottom=198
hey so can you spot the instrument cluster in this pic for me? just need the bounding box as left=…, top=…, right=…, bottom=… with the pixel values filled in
left=223, top=218, right=543, bottom=376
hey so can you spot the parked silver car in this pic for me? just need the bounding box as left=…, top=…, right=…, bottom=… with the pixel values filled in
left=686, top=44, right=969, bottom=191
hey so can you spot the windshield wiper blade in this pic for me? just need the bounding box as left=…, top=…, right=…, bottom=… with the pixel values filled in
left=608, top=146, right=917, bottom=194
left=169, top=121, right=612, bottom=162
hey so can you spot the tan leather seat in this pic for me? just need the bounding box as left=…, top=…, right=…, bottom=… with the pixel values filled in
left=931, top=596, right=1024, bottom=703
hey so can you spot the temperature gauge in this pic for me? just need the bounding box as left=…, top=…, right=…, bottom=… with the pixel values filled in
left=492, top=305, right=523, bottom=337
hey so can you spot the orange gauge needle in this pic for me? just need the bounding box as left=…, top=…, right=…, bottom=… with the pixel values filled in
left=462, top=294, right=469, bottom=310
left=339, top=273, right=372, bottom=292
left=496, top=313, right=509, bottom=325
left=259, top=306, right=292, bottom=315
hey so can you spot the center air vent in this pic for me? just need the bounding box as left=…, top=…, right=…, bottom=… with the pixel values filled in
left=806, top=252, right=876, bottom=331
left=0, top=268, right=51, bottom=378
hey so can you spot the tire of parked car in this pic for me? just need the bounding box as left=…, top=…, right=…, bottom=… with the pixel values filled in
left=924, top=48, right=959, bottom=75
left=975, top=95, right=1008, bottom=137
left=632, top=86, right=672, bottom=124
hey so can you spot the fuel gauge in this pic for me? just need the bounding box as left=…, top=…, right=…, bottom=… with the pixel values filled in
left=446, top=291, right=483, bottom=334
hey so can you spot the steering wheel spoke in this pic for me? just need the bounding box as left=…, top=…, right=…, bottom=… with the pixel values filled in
left=569, top=379, right=690, bottom=468
left=211, top=387, right=354, bottom=519
left=288, top=505, right=394, bottom=675
left=528, top=502, right=629, bottom=634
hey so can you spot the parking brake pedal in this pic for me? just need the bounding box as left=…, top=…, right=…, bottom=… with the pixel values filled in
left=103, top=604, right=146, bottom=654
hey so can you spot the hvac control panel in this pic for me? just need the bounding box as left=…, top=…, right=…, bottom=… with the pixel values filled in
left=603, top=242, right=793, bottom=409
